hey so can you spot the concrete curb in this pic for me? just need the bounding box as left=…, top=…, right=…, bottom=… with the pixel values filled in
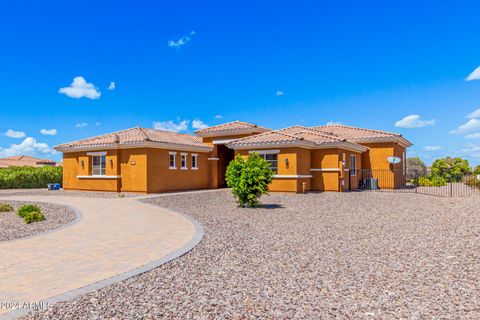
left=0, top=198, right=204, bottom=320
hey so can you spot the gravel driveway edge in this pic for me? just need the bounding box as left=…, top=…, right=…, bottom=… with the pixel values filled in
left=2, top=199, right=204, bottom=320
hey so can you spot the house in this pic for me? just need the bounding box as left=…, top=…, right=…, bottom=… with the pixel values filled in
left=54, top=121, right=412, bottom=193
left=0, top=155, right=59, bottom=168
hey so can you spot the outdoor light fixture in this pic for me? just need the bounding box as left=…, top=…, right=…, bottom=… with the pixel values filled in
left=110, top=159, right=114, bottom=167
left=284, top=157, right=289, bottom=169
left=80, top=160, right=84, bottom=169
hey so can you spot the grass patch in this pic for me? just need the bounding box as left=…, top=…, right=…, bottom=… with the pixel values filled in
left=0, top=203, right=13, bottom=212
left=17, top=204, right=45, bottom=224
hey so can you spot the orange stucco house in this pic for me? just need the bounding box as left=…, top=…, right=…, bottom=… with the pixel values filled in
left=54, top=121, right=412, bottom=193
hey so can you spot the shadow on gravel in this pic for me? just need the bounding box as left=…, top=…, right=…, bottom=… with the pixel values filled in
left=258, top=204, right=284, bottom=209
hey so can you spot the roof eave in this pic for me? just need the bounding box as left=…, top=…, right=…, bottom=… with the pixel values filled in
left=195, top=127, right=270, bottom=137
left=353, top=136, right=413, bottom=148
left=55, top=142, right=214, bottom=153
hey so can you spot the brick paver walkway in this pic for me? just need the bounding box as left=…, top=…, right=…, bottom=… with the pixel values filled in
left=0, top=196, right=198, bottom=318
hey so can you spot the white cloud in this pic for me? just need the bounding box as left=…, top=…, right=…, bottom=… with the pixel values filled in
left=465, top=133, right=480, bottom=139
left=466, top=66, right=480, bottom=81
left=394, top=115, right=435, bottom=128
left=424, top=146, right=441, bottom=151
left=4, top=129, right=26, bottom=139
left=167, top=31, right=196, bottom=49
left=192, top=119, right=208, bottom=130
left=276, top=90, right=284, bottom=96
left=40, top=128, right=57, bottom=136
left=214, top=115, right=223, bottom=119
left=75, top=122, right=88, bottom=128
left=450, top=118, right=480, bottom=134
left=152, top=120, right=189, bottom=132
left=108, top=82, right=116, bottom=90
left=468, top=108, right=480, bottom=119
left=59, top=76, right=101, bottom=99
left=0, top=137, right=57, bottom=157
left=95, top=122, right=101, bottom=126
left=326, top=121, right=342, bottom=126
left=460, top=144, right=480, bottom=158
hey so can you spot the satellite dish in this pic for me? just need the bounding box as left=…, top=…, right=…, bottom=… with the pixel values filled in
left=387, top=156, right=401, bottom=164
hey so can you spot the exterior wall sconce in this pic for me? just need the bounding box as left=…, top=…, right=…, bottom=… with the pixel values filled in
left=284, top=157, right=289, bottom=169
left=110, top=159, right=114, bottom=168
left=80, top=160, right=84, bottom=169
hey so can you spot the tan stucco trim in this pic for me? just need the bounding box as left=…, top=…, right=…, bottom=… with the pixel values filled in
left=77, top=175, right=121, bottom=179
left=273, top=175, right=313, bottom=179
left=354, top=136, right=412, bottom=148
left=310, top=168, right=340, bottom=172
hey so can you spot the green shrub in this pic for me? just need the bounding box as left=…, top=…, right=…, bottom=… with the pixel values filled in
left=226, top=153, right=274, bottom=208
left=0, top=166, right=62, bottom=189
left=417, top=175, right=447, bottom=187
left=0, top=203, right=13, bottom=212
left=17, top=204, right=45, bottom=223
left=23, top=211, right=45, bottom=224
left=17, top=204, right=41, bottom=218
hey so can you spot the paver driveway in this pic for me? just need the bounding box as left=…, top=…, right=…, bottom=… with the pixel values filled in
left=0, top=195, right=200, bottom=319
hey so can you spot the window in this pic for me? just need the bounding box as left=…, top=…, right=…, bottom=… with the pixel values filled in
left=181, top=153, right=188, bottom=170
left=350, top=154, right=356, bottom=176
left=260, top=153, right=278, bottom=174
left=191, top=154, right=198, bottom=170
left=92, top=155, right=106, bottom=176
left=169, top=152, right=176, bottom=169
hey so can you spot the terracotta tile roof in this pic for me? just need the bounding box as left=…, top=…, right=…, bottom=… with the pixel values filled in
left=54, top=127, right=213, bottom=152
left=0, top=156, right=58, bottom=168
left=227, top=125, right=350, bottom=148
left=227, top=124, right=411, bottom=150
left=313, top=124, right=398, bottom=140
left=195, top=120, right=270, bottom=137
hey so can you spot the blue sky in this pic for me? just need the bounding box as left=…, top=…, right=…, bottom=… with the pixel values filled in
left=1, top=1, right=480, bottom=165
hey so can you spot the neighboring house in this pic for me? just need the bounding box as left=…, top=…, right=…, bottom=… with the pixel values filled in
left=54, top=121, right=412, bottom=193
left=0, top=155, right=59, bottom=168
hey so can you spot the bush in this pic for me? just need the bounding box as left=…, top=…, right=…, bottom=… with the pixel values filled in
left=417, top=175, right=447, bottom=187
left=23, top=211, right=45, bottom=224
left=0, top=166, right=62, bottom=189
left=226, top=153, right=274, bottom=208
left=0, top=203, right=13, bottom=212
left=17, top=204, right=41, bottom=218
left=465, top=176, right=480, bottom=190
left=17, top=204, right=45, bottom=223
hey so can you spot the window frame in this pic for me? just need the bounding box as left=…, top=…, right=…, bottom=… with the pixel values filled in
left=249, top=150, right=279, bottom=174
left=191, top=153, right=198, bottom=170
left=350, top=154, right=357, bottom=176
left=169, top=152, right=177, bottom=170
left=180, top=153, right=188, bottom=170
left=91, top=155, right=106, bottom=176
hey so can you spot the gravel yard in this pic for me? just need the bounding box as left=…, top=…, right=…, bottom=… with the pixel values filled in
left=23, top=190, right=480, bottom=319
left=0, top=201, right=77, bottom=242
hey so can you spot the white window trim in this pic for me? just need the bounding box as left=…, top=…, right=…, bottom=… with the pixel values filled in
left=180, top=152, right=188, bottom=170
left=87, top=151, right=107, bottom=156
left=273, top=175, right=313, bottom=179
left=208, top=157, right=220, bottom=161
left=191, top=153, right=199, bottom=170
left=91, top=154, right=107, bottom=176
left=77, top=175, right=121, bottom=179
left=350, top=154, right=357, bottom=176
left=169, top=152, right=177, bottom=170
left=248, top=149, right=280, bottom=154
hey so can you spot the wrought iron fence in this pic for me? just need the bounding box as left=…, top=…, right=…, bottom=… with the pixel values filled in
left=350, top=169, right=480, bottom=197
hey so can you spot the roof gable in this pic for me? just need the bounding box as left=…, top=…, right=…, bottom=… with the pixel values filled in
left=195, top=120, right=270, bottom=137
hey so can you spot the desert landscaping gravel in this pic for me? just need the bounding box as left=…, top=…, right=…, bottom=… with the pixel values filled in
left=23, top=190, right=480, bottom=319
left=0, top=200, right=77, bottom=242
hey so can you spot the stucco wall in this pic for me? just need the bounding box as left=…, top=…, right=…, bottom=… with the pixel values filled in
left=62, top=150, right=120, bottom=192
left=146, top=149, right=209, bottom=193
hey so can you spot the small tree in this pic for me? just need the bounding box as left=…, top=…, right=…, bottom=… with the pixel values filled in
left=406, top=157, right=427, bottom=180
left=225, top=153, right=274, bottom=208
left=473, top=165, right=480, bottom=176
left=431, top=157, right=469, bottom=182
